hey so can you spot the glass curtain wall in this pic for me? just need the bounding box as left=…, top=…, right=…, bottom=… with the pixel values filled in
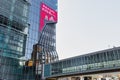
left=23, top=0, right=40, bottom=80
left=0, top=0, right=29, bottom=80
left=25, top=0, right=40, bottom=59
left=38, top=23, right=58, bottom=63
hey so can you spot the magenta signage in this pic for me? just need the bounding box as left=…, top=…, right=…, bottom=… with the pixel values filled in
left=40, top=3, right=58, bottom=31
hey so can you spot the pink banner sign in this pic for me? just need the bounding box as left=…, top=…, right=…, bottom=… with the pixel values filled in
left=40, top=3, right=57, bottom=31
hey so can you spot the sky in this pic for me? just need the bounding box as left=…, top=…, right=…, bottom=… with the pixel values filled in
left=56, top=0, right=120, bottom=60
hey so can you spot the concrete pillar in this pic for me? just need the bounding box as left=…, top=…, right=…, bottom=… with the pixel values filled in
left=98, top=78, right=101, bottom=80
left=80, top=76, right=84, bottom=80
left=68, top=77, right=71, bottom=80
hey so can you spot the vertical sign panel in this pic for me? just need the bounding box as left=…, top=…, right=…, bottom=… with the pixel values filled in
left=40, top=3, right=57, bottom=31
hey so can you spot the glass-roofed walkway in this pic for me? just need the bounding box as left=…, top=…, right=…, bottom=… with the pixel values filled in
left=44, top=47, right=120, bottom=79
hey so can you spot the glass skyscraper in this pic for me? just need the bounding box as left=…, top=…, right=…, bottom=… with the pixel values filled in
left=0, top=0, right=29, bottom=80
left=27, top=0, right=58, bottom=62
left=0, top=0, right=58, bottom=80
left=26, top=0, right=59, bottom=80
left=0, top=0, right=29, bottom=58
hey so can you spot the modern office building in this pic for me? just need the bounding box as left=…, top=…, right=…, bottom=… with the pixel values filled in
left=26, top=0, right=59, bottom=80
left=0, top=0, right=58, bottom=80
left=0, top=0, right=29, bottom=80
left=1, top=0, right=120, bottom=80
left=44, top=47, right=120, bottom=80
left=23, top=0, right=59, bottom=64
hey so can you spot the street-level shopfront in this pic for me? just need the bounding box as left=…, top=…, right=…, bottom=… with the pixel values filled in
left=57, top=72, right=120, bottom=80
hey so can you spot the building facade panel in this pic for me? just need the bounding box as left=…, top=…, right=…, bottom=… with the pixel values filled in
left=0, top=0, right=29, bottom=58
left=24, top=0, right=58, bottom=80
left=0, top=0, right=29, bottom=80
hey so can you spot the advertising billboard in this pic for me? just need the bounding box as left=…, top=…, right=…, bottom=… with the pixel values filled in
left=40, top=3, right=57, bottom=31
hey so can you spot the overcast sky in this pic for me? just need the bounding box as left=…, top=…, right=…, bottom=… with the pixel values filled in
left=56, top=0, right=120, bottom=60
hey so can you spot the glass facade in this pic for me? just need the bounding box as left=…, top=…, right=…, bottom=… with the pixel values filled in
left=0, top=0, right=58, bottom=79
left=38, top=0, right=58, bottom=63
left=25, top=0, right=40, bottom=59
left=0, top=0, right=29, bottom=80
left=0, top=56, right=24, bottom=80
left=29, top=0, right=58, bottom=79
left=0, top=0, right=29, bottom=58
left=26, top=0, right=58, bottom=60
left=44, top=47, right=120, bottom=78
left=38, top=22, right=58, bottom=64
